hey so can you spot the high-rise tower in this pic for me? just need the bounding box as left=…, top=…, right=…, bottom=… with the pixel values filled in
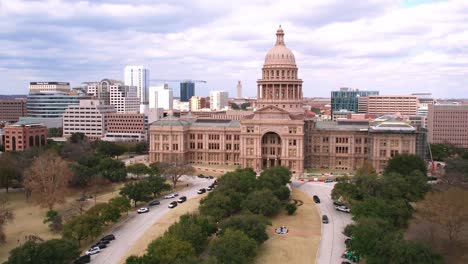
left=236, top=81, right=242, bottom=99
left=256, top=26, right=303, bottom=113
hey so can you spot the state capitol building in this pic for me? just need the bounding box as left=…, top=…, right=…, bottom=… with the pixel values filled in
left=149, top=27, right=427, bottom=175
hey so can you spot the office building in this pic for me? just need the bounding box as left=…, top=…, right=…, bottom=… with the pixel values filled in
left=110, top=84, right=139, bottom=113
left=3, top=120, right=48, bottom=152
left=331, top=88, right=379, bottom=117
left=149, top=84, right=173, bottom=110
left=412, top=93, right=435, bottom=116
left=365, top=95, right=418, bottom=117
left=190, top=96, right=207, bottom=111
left=124, top=66, right=150, bottom=105
left=428, top=104, right=468, bottom=148
left=237, top=81, right=242, bottom=99
left=173, top=99, right=190, bottom=111
left=210, top=91, right=229, bottom=111
left=29, top=82, right=70, bottom=93
left=103, top=113, right=146, bottom=142
left=0, top=99, right=27, bottom=122
left=62, top=99, right=116, bottom=140
left=180, top=82, right=195, bottom=102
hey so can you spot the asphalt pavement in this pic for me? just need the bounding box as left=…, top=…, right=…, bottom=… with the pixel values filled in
left=89, top=176, right=214, bottom=264
left=293, top=180, right=352, bottom=264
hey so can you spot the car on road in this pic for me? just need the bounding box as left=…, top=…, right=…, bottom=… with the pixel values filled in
left=177, top=196, right=187, bottom=203
left=313, top=195, right=321, bottom=203
left=345, top=238, right=352, bottom=247
left=85, top=247, right=101, bottom=255
left=324, top=179, right=334, bottom=183
left=322, top=215, right=329, bottom=224
left=73, top=255, right=91, bottom=264
left=148, top=200, right=161, bottom=206
left=207, top=186, right=213, bottom=191
left=198, top=174, right=205, bottom=178
left=92, top=243, right=107, bottom=249
left=197, top=188, right=206, bottom=194
left=335, top=205, right=351, bottom=213
left=168, top=201, right=178, bottom=208
left=100, top=234, right=115, bottom=241
left=208, top=176, right=214, bottom=179
left=137, top=207, right=150, bottom=214
left=164, top=192, right=178, bottom=199
left=333, top=201, right=344, bottom=207
left=96, top=239, right=109, bottom=245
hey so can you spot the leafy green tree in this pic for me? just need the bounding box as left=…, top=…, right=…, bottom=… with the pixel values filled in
left=355, top=162, right=377, bottom=177
left=47, top=127, right=62, bottom=137
left=430, top=144, right=452, bottom=161
left=120, top=181, right=153, bottom=207
left=209, top=229, right=257, bottom=264
left=347, top=217, right=397, bottom=256
left=146, top=176, right=171, bottom=198
left=241, top=189, right=281, bottom=217
left=63, top=214, right=102, bottom=246
left=354, top=173, right=382, bottom=199
left=94, top=140, right=127, bottom=157
left=388, top=240, right=444, bottom=264
left=380, top=171, right=429, bottom=202
left=98, top=157, right=127, bottom=182
left=285, top=203, right=297, bottom=215
left=0, top=153, right=19, bottom=193
left=149, top=162, right=169, bottom=176
left=69, top=132, right=86, bottom=143
left=258, top=166, right=292, bottom=187
left=109, top=196, right=132, bottom=215
left=166, top=215, right=211, bottom=254
left=217, top=168, right=257, bottom=195
left=127, top=163, right=151, bottom=179
left=134, top=142, right=148, bottom=154
left=352, top=197, right=412, bottom=228
left=200, top=191, right=242, bottom=221
left=384, top=154, right=427, bottom=176
left=219, top=213, right=271, bottom=244
left=145, top=235, right=198, bottom=263
left=70, top=154, right=102, bottom=187
left=43, top=210, right=62, bottom=232
left=4, top=239, right=80, bottom=264
left=87, top=203, right=121, bottom=224
left=331, top=180, right=361, bottom=203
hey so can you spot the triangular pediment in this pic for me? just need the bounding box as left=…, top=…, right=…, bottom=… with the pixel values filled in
left=246, top=105, right=293, bottom=120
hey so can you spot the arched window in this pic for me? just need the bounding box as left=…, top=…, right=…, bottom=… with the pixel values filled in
left=40, top=135, right=45, bottom=146
left=35, top=135, right=40, bottom=146
left=29, top=136, right=34, bottom=147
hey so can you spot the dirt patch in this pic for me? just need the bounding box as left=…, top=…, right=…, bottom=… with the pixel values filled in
left=255, top=189, right=321, bottom=264
left=119, top=194, right=206, bottom=263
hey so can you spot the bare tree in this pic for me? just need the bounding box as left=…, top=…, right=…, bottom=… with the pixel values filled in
left=417, top=187, right=468, bottom=241
left=0, top=194, right=14, bottom=244
left=158, top=155, right=195, bottom=187
left=23, top=151, right=73, bottom=210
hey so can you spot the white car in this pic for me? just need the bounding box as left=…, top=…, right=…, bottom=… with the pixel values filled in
left=137, top=207, right=149, bottom=214
left=335, top=205, right=351, bottom=213
left=85, top=246, right=101, bottom=255
left=164, top=192, right=179, bottom=199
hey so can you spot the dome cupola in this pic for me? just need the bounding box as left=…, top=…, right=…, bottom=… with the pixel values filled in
left=264, top=25, right=296, bottom=67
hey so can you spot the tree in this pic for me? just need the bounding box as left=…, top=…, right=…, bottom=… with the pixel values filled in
left=4, top=239, right=80, bottom=264
left=87, top=203, right=121, bottom=224
left=384, top=154, right=427, bottom=176
left=146, top=176, right=171, bottom=198
left=380, top=171, right=429, bottom=202
left=43, top=210, right=62, bottom=232
left=355, top=162, right=377, bottom=177
left=443, top=158, right=468, bottom=185
left=285, top=203, right=297, bottom=215
left=94, top=140, right=127, bottom=157
left=149, top=162, right=170, bottom=176
left=241, top=189, right=281, bottom=217
left=430, top=144, right=452, bottom=161
left=0, top=194, right=14, bottom=244
left=347, top=217, right=397, bottom=257
left=200, top=190, right=243, bottom=221
left=165, top=215, right=211, bottom=254
left=70, top=154, right=102, bottom=187
left=160, top=162, right=195, bottom=188
left=217, top=168, right=257, bottom=195
left=209, top=229, right=257, bottom=264
left=145, top=235, right=198, bottom=263
left=109, top=196, right=132, bottom=215
left=127, top=163, right=151, bottom=179
left=47, top=127, right=62, bottom=137
left=23, top=151, right=73, bottom=210
left=352, top=197, right=413, bottom=228
left=63, top=214, right=102, bottom=246
left=258, top=166, right=292, bottom=188
left=219, top=213, right=271, bottom=244
left=120, top=181, right=153, bottom=207
left=97, top=157, right=127, bottom=182
left=69, top=132, right=86, bottom=143
left=0, top=153, right=19, bottom=193
left=417, top=187, right=468, bottom=241
left=134, top=142, right=148, bottom=154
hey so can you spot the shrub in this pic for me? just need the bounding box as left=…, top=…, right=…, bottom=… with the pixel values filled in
left=285, top=203, right=297, bottom=215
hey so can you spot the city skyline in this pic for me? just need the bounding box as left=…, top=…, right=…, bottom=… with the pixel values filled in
left=0, top=0, right=467, bottom=98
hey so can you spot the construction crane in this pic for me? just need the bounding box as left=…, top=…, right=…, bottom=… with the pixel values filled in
left=150, top=79, right=207, bottom=83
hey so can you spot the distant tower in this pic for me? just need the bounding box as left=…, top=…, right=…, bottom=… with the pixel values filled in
left=237, top=81, right=242, bottom=99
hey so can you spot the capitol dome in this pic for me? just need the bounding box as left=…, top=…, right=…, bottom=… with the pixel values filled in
left=264, top=25, right=296, bottom=66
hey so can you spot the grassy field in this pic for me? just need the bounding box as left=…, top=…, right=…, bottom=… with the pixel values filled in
left=306, top=168, right=354, bottom=175
left=255, top=189, right=321, bottom=264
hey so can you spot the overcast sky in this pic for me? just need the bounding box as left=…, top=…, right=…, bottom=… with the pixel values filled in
left=0, top=0, right=467, bottom=98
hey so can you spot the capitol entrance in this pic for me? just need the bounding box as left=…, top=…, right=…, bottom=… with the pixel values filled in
left=261, top=132, right=282, bottom=168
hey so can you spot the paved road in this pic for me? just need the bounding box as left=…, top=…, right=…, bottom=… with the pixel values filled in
left=89, top=176, right=214, bottom=264
left=293, top=180, right=352, bottom=264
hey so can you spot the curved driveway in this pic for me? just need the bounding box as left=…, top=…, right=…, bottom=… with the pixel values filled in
left=293, top=180, right=352, bottom=264
left=89, top=176, right=214, bottom=264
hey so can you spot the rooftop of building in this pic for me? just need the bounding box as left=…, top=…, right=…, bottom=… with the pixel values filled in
left=152, top=117, right=240, bottom=127
left=6, top=119, right=46, bottom=127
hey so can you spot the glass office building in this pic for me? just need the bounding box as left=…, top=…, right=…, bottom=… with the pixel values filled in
left=331, top=87, right=379, bottom=116
left=180, top=82, right=195, bottom=102
left=26, top=92, right=87, bottom=118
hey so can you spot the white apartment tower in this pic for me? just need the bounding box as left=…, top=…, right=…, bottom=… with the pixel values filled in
left=124, top=66, right=150, bottom=105
left=110, top=85, right=140, bottom=113
left=149, top=84, right=173, bottom=110
left=210, top=90, right=229, bottom=111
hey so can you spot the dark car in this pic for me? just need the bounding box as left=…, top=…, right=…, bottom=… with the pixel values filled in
left=345, top=238, right=352, bottom=246
left=92, top=243, right=107, bottom=249
left=333, top=201, right=344, bottom=207
left=324, top=179, right=334, bottom=183
left=198, top=174, right=205, bottom=178
left=97, top=239, right=109, bottom=245
left=197, top=188, right=206, bottom=194
left=168, top=201, right=178, bottom=208
left=207, top=186, right=213, bottom=191
left=148, top=200, right=161, bottom=206
left=313, top=195, right=321, bottom=203
left=177, top=196, right=187, bottom=203
left=208, top=176, right=214, bottom=179
left=74, top=255, right=91, bottom=264
left=322, top=215, right=329, bottom=224
left=100, top=234, right=115, bottom=241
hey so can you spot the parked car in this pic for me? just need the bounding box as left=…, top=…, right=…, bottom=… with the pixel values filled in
left=208, top=176, right=214, bottom=179
left=92, top=243, right=107, bottom=249
left=197, top=188, right=206, bottom=194
left=345, top=238, right=352, bottom=246
left=313, top=195, right=321, bottom=203
left=177, top=196, right=187, bottom=203
left=85, top=247, right=101, bottom=255
left=137, top=207, right=150, bottom=214
left=198, top=174, right=205, bottom=178
left=164, top=193, right=178, bottom=199
left=333, top=201, right=344, bottom=207
left=172, top=192, right=179, bottom=197
left=207, top=186, right=213, bottom=191
left=100, top=234, right=115, bottom=241
left=335, top=205, right=351, bottom=213
left=73, top=255, right=91, bottom=264
left=148, top=200, right=161, bottom=206
left=324, top=179, right=334, bottom=183
left=322, top=215, right=329, bottom=224
left=168, top=201, right=178, bottom=208
left=96, top=239, right=109, bottom=245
